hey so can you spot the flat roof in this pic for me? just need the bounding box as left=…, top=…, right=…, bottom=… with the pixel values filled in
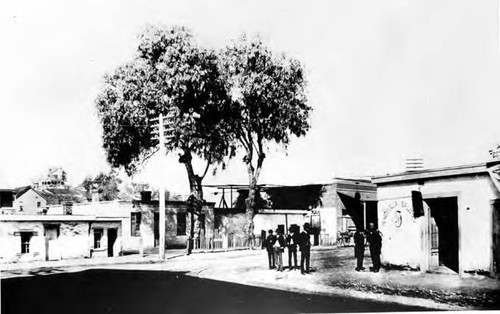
left=373, top=161, right=500, bottom=185
left=0, top=214, right=122, bottom=222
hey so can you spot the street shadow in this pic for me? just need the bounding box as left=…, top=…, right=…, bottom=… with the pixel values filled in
left=28, top=267, right=66, bottom=276
left=2, top=269, right=431, bottom=314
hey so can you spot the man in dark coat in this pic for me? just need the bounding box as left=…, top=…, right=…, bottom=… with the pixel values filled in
left=353, top=229, right=365, bottom=271
left=264, top=229, right=276, bottom=269
left=366, top=223, right=382, bottom=272
left=299, top=223, right=312, bottom=274
left=286, top=226, right=299, bottom=270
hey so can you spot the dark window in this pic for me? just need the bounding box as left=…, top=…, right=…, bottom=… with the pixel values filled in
left=20, top=232, right=33, bottom=253
left=131, top=212, right=142, bottom=237
left=177, top=213, right=187, bottom=235
left=19, top=206, right=24, bottom=212
left=37, top=201, right=41, bottom=208
left=94, top=229, right=103, bottom=248
left=0, top=192, right=13, bottom=208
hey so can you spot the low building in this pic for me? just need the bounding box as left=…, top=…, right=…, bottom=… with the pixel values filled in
left=207, top=178, right=377, bottom=245
left=0, top=189, right=215, bottom=262
left=47, top=193, right=215, bottom=252
left=0, top=214, right=122, bottom=262
left=372, top=161, right=500, bottom=275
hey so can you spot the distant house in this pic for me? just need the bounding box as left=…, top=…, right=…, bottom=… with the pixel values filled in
left=13, top=186, right=48, bottom=215
left=32, top=167, right=68, bottom=190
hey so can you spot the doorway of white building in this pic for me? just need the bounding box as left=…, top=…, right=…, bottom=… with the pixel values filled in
left=424, top=197, right=459, bottom=273
left=44, top=224, right=60, bottom=261
left=107, top=228, right=117, bottom=257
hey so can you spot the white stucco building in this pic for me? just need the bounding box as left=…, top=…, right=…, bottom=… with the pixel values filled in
left=373, top=161, right=500, bottom=276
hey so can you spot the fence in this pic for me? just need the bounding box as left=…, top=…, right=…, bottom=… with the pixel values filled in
left=319, top=233, right=337, bottom=246
left=194, top=229, right=262, bottom=251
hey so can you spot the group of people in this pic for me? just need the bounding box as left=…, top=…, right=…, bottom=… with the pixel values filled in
left=354, top=222, right=382, bottom=272
left=264, top=223, right=312, bottom=275
left=264, top=222, right=383, bottom=274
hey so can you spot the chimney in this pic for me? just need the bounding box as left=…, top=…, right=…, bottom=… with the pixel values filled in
left=140, top=191, right=152, bottom=203
left=63, top=201, right=73, bottom=215
left=91, top=188, right=100, bottom=203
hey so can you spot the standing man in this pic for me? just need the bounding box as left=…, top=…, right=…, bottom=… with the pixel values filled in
left=264, top=229, right=276, bottom=269
left=354, top=229, right=365, bottom=271
left=299, top=223, right=312, bottom=274
left=286, top=226, right=299, bottom=270
left=274, top=228, right=286, bottom=272
left=366, top=222, right=382, bottom=272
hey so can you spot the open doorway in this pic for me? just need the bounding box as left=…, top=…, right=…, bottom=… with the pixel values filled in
left=425, top=197, right=459, bottom=273
left=107, top=228, right=117, bottom=257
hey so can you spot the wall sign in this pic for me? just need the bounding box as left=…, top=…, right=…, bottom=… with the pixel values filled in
left=393, top=211, right=402, bottom=228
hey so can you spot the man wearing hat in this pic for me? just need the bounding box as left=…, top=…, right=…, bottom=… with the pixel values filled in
left=299, top=223, right=312, bottom=274
left=286, top=226, right=299, bottom=270
left=273, top=228, right=286, bottom=272
left=264, top=229, right=276, bottom=269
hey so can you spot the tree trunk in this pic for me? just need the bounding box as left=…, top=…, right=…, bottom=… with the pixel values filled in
left=179, top=149, right=204, bottom=254
left=244, top=152, right=265, bottom=245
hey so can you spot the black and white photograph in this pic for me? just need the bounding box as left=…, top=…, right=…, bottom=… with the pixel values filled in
left=1, top=0, right=500, bottom=313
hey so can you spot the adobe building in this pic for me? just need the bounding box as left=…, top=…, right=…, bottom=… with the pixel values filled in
left=47, top=191, right=215, bottom=251
left=372, top=161, right=500, bottom=276
left=0, top=214, right=122, bottom=262
left=0, top=191, right=215, bottom=263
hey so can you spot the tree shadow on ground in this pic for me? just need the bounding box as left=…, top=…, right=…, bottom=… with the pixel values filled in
left=2, top=269, right=430, bottom=314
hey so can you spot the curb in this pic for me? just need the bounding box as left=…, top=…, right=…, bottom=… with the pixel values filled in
left=1, top=254, right=185, bottom=276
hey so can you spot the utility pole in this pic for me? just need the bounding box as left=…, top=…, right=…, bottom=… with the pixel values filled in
left=158, top=113, right=166, bottom=260
left=151, top=108, right=178, bottom=259
left=151, top=112, right=169, bottom=259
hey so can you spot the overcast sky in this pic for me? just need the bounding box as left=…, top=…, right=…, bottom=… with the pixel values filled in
left=1, top=0, right=499, bottom=194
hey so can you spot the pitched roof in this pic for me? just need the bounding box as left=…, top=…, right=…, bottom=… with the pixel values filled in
left=38, top=188, right=87, bottom=205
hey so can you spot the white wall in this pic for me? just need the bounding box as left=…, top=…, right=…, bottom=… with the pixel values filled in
left=14, top=189, right=47, bottom=215
left=377, top=174, right=499, bottom=272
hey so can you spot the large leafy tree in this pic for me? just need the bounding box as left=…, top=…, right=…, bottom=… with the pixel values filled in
left=96, top=25, right=234, bottom=217
left=220, top=36, right=311, bottom=236
left=81, top=171, right=122, bottom=202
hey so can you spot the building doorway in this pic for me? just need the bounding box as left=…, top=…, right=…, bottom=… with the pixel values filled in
left=44, top=224, right=60, bottom=261
left=154, top=212, right=159, bottom=247
left=425, top=197, right=459, bottom=273
left=493, top=201, right=500, bottom=275
left=107, top=228, right=117, bottom=257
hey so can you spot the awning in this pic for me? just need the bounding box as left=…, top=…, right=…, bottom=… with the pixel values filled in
left=337, top=192, right=364, bottom=229
left=336, top=189, right=375, bottom=202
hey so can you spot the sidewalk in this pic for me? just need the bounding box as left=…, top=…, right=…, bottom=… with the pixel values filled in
left=0, top=250, right=185, bottom=278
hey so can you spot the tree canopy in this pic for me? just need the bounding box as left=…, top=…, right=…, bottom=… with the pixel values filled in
left=96, top=25, right=235, bottom=200
left=220, top=35, right=311, bottom=233
left=81, top=171, right=122, bottom=202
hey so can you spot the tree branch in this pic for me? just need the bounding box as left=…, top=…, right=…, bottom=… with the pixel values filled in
left=139, top=147, right=160, bottom=167
left=200, top=157, right=211, bottom=180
